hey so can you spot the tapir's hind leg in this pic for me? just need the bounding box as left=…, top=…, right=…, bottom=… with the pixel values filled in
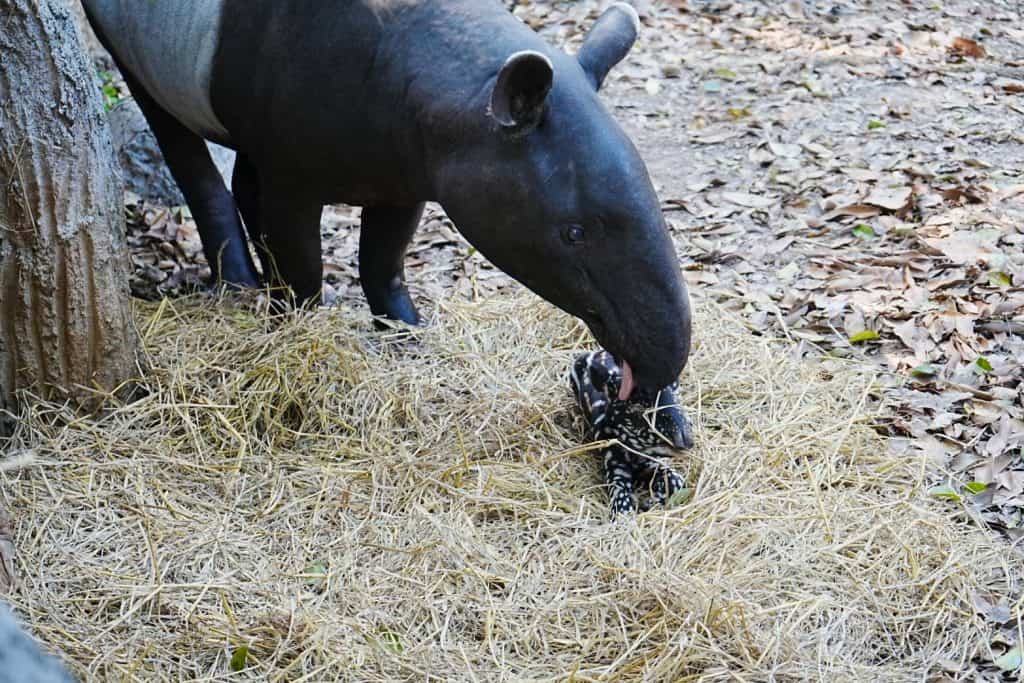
left=121, top=73, right=261, bottom=288
left=359, top=204, right=424, bottom=325
left=257, top=181, right=324, bottom=308
left=231, top=154, right=273, bottom=279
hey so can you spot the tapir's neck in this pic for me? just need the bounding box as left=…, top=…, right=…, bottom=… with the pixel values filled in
left=373, top=1, right=558, bottom=198
left=210, top=0, right=556, bottom=205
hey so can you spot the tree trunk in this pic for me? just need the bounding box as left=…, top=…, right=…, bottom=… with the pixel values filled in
left=0, top=0, right=142, bottom=419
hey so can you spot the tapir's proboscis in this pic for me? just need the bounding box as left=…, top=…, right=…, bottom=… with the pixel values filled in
left=82, top=0, right=692, bottom=397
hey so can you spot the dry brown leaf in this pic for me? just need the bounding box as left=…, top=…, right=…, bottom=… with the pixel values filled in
left=721, top=191, right=777, bottom=209
left=921, top=231, right=1002, bottom=265
left=820, top=204, right=881, bottom=221
left=941, top=187, right=985, bottom=205
left=997, top=185, right=1024, bottom=201
left=949, top=37, right=986, bottom=59
left=768, top=141, right=801, bottom=158
left=864, top=186, right=913, bottom=212
left=998, top=79, right=1024, bottom=94
left=843, top=168, right=882, bottom=182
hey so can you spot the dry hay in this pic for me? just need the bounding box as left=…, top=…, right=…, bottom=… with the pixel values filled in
left=0, top=292, right=1015, bottom=681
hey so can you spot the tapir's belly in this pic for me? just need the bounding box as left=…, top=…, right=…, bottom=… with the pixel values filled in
left=82, top=0, right=230, bottom=142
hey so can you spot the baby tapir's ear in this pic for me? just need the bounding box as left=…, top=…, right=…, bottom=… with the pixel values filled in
left=576, top=3, right=640, bottom=91
left=490, top=50, right=554, bottom=136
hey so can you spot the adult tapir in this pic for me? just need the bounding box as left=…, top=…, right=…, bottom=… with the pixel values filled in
left=80, top=0, right=692, bottom=398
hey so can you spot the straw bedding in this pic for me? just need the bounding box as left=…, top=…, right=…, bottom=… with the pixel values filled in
left=0, top=292, right=1013, bottom=681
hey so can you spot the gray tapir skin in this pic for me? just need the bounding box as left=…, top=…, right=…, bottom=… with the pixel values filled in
left=81, top=0, right=692, bottom=393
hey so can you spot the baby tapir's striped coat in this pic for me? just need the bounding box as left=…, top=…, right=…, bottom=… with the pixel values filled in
left=570, top=351, right=692, bottom=515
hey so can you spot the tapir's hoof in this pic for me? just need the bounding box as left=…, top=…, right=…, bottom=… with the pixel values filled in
left=213, top=276, right=263, bottom=293
left=372, top=316, right=417, bottom=332
left=211, top=265, right=263, bottom=292
left=368, top=285, right=421, bottom=327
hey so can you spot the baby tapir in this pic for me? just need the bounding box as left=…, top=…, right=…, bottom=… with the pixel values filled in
left=81, top=0, right=692, bottom=397
left=570, top=350, right=692, bottom=515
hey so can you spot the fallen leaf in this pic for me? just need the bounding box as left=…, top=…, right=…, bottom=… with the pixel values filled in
left=769, top=141, right=801, bottom=158
left=777, top=262, right=800, bottom=281
left=852, top=224, right=877, bottom=239
left=721, top=192, right=777, bottom=209
left=998, top=79, right=1024, bottom=94
left=911, top=364, right=938, bottom=378
left=922, top=230, right=1003, bottom=265
left=667, top=488, right=694, bottom=506
left=987, top=271, right=1012, bottom=288
left=928, top=485, right=962, bottom=503
left=941, top=187, right=985, bottom=205
left=998, top=184, right=1024, bottom=201
left=377, top=629, right=404, bottom=653
left=993, top=646, right=1021, bottom=672
left=303, top=562, right=328, bottom=584
left=230, top=646, right=249, bottom=672
left=864, top=186, right=913, bottom=212
left=849, top=330, right=880, bottom=344
left=820, top=204, right=881, bottom=221
left=949, top=37, right=986, bottom=59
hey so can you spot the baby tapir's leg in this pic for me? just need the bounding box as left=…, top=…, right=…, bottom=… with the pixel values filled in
left=646, top=463, right=686, bottom=507
left=604, top=448, right=636, bottom=515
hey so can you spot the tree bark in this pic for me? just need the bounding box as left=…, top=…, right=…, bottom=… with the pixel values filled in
left=0, top=0, right=142, bottom=417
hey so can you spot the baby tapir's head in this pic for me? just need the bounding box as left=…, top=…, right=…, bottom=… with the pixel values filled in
left=570, top=350, right=693, bottom=455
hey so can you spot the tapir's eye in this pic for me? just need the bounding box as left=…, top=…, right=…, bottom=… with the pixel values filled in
left=565, top=225, right=586, bottom=244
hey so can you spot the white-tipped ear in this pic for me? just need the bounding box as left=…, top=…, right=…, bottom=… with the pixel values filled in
left=577, top=3, right=640, bottom=90
left=489, top=50, right=554, bottom=135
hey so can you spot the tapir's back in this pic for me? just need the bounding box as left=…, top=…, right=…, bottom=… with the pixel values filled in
left=81, top=0, right=230, bottom=142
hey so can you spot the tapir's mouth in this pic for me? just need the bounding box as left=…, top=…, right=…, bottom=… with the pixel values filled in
left=617, top=358, right=636, bottom=401
left=583, top=314, right=638, bottom=400
left=582, top=282, right=690, bottom=399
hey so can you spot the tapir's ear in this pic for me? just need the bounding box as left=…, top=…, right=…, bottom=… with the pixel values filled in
left=490, top=50, right=553, bottom=136
left=576, top=2, right=640, bottom=90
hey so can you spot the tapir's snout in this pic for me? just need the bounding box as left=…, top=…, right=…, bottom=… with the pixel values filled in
left=583, top=223, right=692, bottom=398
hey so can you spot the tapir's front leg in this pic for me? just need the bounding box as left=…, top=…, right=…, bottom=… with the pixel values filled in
left=259, top=185, right=324, bottom=307
left=359, top=204, right=425, bottom=325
